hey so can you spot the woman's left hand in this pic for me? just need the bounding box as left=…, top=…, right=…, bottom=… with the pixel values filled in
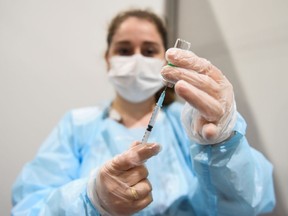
left=161, top=48, right=237, bottom=144
left=90, top=141, right=161, bottom=216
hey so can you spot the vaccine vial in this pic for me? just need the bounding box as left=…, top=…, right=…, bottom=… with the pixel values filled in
left=163, top=38, right=191, bottom=88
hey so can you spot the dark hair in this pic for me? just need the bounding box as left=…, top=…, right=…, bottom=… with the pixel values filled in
left=106, top=9, right=168, bottom=51
left=106, top=9, right=175, bottom=106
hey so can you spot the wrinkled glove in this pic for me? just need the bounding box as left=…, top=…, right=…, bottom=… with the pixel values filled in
left=87, top=142, right=161, bottom=216
left=161, top=48, right=237, bottom=144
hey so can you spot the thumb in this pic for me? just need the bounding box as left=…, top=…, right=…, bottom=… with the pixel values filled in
left=111, top=142, right=161, bottom=171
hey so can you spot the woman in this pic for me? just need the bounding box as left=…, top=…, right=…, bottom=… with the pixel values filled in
left=12, top=9, right=275, bottom=216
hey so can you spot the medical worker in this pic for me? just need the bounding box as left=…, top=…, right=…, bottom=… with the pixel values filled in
left=12, top=9, right=275, bottom=216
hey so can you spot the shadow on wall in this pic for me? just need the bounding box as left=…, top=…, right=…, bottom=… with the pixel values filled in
left=165, top=0, right=286, bottom=215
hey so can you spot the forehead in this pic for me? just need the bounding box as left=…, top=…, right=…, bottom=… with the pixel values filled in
left=112, top=17, right=163, bottom=45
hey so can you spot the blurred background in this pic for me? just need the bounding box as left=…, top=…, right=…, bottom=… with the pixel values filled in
left=0, top=0, right=287, bottom=215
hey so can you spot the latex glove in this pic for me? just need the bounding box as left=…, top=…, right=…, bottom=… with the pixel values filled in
left=161, top=48, right=237, bottom=144
left=88, top=142, right=161, bottom=216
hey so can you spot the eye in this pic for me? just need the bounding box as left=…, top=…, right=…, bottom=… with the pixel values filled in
left=115, top=46, right=134, bottom=56
left=141, top=45, right=160, bottom=57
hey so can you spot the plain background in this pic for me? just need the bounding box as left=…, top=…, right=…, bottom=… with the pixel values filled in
left=1, top=0, right=287, bottom=215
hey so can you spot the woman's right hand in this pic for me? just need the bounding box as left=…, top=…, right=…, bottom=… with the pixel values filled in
left=93, top=142, right=161, bottom=216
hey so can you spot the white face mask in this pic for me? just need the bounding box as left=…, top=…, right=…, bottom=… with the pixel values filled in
left=108, top=54, right=165, bottom=103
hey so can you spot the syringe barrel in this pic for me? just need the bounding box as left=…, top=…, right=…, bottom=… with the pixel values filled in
left=141, top=89, right=165, bottom=144
left=148, top=105, right=160, bottom=126
left=141, top=106, right=160, bottom=144
left=141, top=130, right=151, bottom=144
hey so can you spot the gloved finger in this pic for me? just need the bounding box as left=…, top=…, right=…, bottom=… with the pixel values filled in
left=128, top=193, right=153, bottom=213
left=193, top=116, right=220, bottom=141
left=165, top=48, right=224, bottom=83
left=110, top=142, right=161, bottom=172
left=202, top=122, right=220, bottom=141
left=134, top=193, right=153, bottom=208
left=120, top=165, right=148, bottom=186
left=127, top=179, right=152, bottom=200
left=175, top=80, right=224, bottom=122
left=105, top=191, right=153, bottom=216
left=161, top=65, right=221, bottom=99
left=129, top=140, right=144, bottom=148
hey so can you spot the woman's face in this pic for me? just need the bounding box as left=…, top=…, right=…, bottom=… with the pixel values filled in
left=106, top=17, right=165, bottom=62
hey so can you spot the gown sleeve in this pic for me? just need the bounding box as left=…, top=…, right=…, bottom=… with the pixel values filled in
left=190, top=113, right=275, bottom=216
left=11, top=112, right=100, bottom=216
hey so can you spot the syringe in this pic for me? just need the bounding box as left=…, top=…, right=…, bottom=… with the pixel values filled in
left=141, top=87, right=166, bottom=144
left=141, top=39, right=190, bottom=144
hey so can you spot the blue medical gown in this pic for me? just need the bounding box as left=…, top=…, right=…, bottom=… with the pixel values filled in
left=11, top=102, right=275, bottom=215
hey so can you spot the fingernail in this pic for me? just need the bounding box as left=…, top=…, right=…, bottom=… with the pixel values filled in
left=149, top=143, right=162, bottom=153
left=161, top=65, right=170, bottom=74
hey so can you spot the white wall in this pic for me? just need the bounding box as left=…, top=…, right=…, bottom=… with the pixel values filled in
left=0, top=0, right=164, bottom=215
left=177, top=0, right=288, bottom=215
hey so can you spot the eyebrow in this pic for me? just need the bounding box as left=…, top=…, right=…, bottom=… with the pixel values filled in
left=142, top=41, right=161, bottom=48
left=114, top=41, right=131, bottom=46
left=114, top=40, right=161, bottom=47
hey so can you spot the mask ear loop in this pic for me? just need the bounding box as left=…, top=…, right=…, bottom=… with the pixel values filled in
left=102, top=102, right=122, bottom=122
left=108, top=108, right=122, bottom=122
left=105, top=101, right=122, bottom=122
